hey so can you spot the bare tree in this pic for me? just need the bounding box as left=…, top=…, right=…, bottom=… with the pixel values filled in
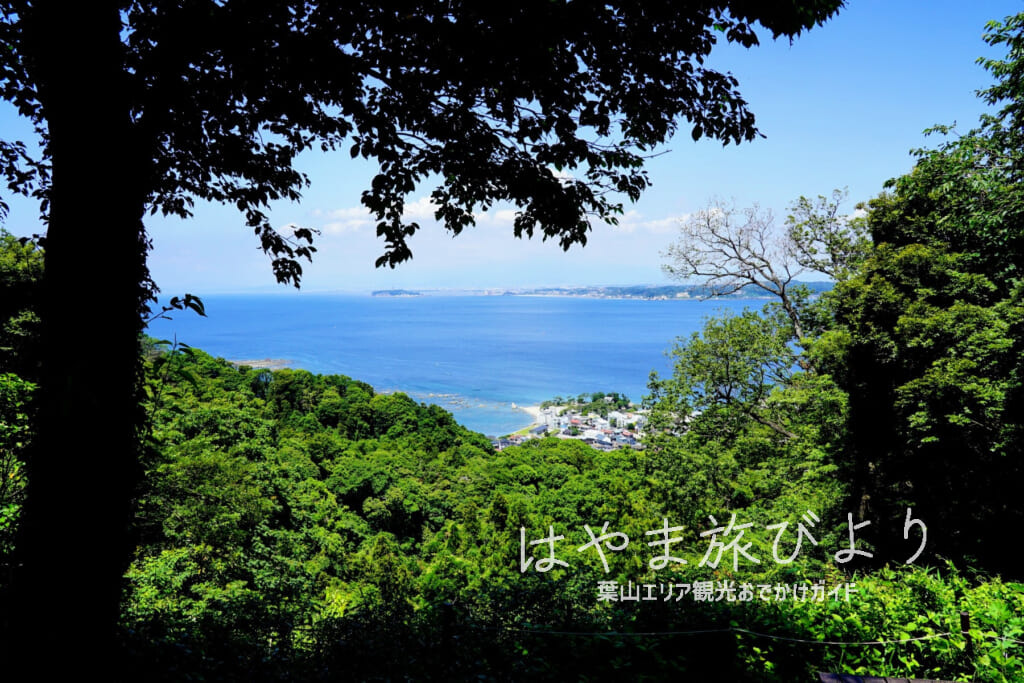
left=663, top=199, right=809, bottom=339
left=662, top=191, right=870, bottom=342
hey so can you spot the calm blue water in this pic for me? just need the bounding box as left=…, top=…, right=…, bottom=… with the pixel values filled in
left=146, top=294, right=758, bottom=436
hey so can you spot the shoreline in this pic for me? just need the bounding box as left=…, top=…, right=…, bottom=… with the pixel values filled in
left=229, top=358, right=293, bottom=370
left=512, top=403, right=542, bottom=433
left=223, top=354, right=545, bottom=435
left=517, top=403, right=541, bottom=423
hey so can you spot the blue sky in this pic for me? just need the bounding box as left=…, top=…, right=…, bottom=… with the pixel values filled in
left=2, top=2, right=1022, bottom=293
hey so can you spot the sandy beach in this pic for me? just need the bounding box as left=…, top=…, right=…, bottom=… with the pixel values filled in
left=229, top=358, right=293, bottom=370
left=517, top=403, right=541, bottom=424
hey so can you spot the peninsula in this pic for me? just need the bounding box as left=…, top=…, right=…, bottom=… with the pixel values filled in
left=365, top=282, right=832, bottom=300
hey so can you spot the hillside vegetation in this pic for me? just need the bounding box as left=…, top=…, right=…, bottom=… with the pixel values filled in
left=3, top=11, right=1024, bottom=681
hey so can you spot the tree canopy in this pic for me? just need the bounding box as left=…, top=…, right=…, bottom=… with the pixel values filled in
left=2, top=2, right=844, bottom=279
left=0, top=1, right=845, bottom=673
left=655, top=12, right=1024, bottom=577
left=6, top=8, right=1024, bottom=679
left=823, top=16, right=1024, bottom=572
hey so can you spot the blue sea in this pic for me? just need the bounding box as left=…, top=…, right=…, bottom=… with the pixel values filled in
left=146, top=294, right=758, bottom=436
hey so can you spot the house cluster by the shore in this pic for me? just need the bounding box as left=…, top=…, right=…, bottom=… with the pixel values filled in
left=490, top=404, right=647, bottom=452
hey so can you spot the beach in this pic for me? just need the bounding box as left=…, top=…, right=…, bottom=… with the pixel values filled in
left=518, top=403, right=541, bottom=423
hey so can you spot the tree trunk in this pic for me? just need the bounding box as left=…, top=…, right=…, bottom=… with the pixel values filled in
left=3, top=3, right=147, bottom=674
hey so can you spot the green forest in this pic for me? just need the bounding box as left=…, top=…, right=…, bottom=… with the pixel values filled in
left=3, top=3, right=1024, bottom=682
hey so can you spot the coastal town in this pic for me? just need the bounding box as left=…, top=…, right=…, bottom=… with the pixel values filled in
left=490, top=393, right=648, bottom=451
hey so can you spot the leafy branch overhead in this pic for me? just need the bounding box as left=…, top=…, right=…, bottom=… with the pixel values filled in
left=144, top=293, right=206, bottom=326
left=0, top=2, right=842, bottom=285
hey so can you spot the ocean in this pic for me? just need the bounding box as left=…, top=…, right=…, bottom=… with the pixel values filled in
left=146, top=294, right=758, bottom=436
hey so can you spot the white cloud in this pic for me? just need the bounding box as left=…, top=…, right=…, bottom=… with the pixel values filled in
left=313, top=196, right=445, bottom=233
left=402, top=196, right=441, bottom=221
left=612, top=210, right=688, bottom=234
left=548, top=166, right=576, bottom=183
left=311, top=188, right=680, bottom=234
left=319, top=206, right=374, bottom=234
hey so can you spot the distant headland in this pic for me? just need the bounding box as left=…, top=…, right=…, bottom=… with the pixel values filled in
left=228, top=358, right=293, bottom=370
left=370, top=282, right=832, bottom=300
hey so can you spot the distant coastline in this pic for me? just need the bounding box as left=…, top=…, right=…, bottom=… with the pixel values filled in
left=229, top=358, right=293, bottom=370
left=148, top=294, right=758, bottom=436
left=364, top=282, right=832, bottom=300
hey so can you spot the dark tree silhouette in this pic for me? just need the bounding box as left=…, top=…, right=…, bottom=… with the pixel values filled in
left=0, top=1, right=842, bottom=672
